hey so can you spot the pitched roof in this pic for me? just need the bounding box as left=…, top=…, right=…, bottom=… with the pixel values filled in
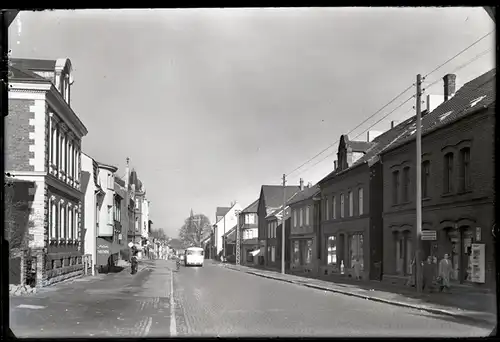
left=9, top=66, right=49, bottom=82
left=383, top=69, right=496, bottom=155
left=261, top=185, right=301, bottom=209
left=241, top=199, right=259, bottom=214
left=216, top=207, right=231, bottom=217
left=11, top=58, right=56, bottom=71
left=287, top=184, right=321, bottom=206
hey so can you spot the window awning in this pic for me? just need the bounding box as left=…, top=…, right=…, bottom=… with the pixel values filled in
left=250, top=250, right=260, bottom=257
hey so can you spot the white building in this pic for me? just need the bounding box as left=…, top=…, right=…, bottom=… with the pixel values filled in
left=214, top=202, right=242, bottom=256
left=141, top=194, right=150, bottom=240
left=81, top=153, right=104, bottom=275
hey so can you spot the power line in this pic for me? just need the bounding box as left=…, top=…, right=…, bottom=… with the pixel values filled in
left=280, top=31, right=494, bottom=184
left=285, top=83, right=414, bottom=178
left=423, top=30, right=494, bottom=79
left=296, top=96, right=415, bottom=177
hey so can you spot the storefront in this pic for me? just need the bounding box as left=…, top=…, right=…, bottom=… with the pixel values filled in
left=96, top=237, right=121, bottom=270
left=321, top=231, right=366, bottom=278
left=290, top=238, right=315, bottom=273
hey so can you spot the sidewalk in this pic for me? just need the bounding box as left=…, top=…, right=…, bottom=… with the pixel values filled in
left=222, top=263, right=497, bottom=326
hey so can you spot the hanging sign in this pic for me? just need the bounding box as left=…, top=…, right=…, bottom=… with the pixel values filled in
left=421, top=230, right=437, bottom=241
left=475, top=227, right=481, bottom=242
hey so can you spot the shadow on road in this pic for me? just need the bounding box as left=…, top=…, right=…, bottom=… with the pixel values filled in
left=97, top=265, right=125, bottom=274
left=406, top=311, right=496, bottom=331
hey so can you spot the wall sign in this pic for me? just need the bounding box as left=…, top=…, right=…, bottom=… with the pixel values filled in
left=421, top=230, right=437, bottom=241
left=471, top=243, right=485, bottom=284
left=475, top=227, right=481, bottom=242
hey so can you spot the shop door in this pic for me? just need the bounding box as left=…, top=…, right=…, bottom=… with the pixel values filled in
left=461, top=228, right=473, bottom=283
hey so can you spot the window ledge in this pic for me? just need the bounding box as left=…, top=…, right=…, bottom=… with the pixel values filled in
left=422, top=197, right=431, bottom=201
left=441, top=193, right=455, bottom=198
left=457, top=190, right=473, bottom=195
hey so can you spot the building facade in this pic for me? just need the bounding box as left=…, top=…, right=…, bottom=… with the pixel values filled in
left=213, top=203, right=242, bottom=258
left=257, top=185, right=301, bottom=266
left=288, top=181, right=321, bottom=275
left=81, top=153, right=104, bottom=275
left=6, top=58, right=89, bottom=286
left=265, top=204, right=292, bottom=271
left=380, top=70, right=496, bottom=290
left=238, top=199, right=259, bottom=265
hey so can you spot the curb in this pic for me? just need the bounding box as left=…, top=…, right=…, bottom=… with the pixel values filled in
left=226, top=265, right=496, bottom=327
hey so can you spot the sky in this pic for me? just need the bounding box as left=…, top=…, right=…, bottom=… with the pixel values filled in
left=9, top=7, right=495, bottom=237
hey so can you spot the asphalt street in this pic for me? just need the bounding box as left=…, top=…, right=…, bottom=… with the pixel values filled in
left=10, top=259, right=493, bottom=338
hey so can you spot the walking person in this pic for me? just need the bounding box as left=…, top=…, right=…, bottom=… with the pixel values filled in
left=422, top=256, right=435, bottom=293
left=438, top=253, right=453, bottom=293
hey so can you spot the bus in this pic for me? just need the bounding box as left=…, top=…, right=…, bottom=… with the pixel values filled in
left=184, top=247, right=204, bottom=267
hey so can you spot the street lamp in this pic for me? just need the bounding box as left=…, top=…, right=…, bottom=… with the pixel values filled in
left=235, top=210, right=241, bottom=266
left=212, top=224, right=217, bottom=260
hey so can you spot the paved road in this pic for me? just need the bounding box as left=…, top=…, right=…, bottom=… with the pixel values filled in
left=10, top=260, right=493, bottom=338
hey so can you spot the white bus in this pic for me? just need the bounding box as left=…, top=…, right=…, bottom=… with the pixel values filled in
left=184, top=247, right=204, bottom=267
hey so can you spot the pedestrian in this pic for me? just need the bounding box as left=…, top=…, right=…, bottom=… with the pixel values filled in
left=438, top=253, right=452, bottom=293
left=352, top=258, right=361, bottom=280
left=422, top=256, right=434, bottom=293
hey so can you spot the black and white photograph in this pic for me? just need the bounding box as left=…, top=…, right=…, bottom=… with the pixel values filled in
left=3, top=7, right=497, bottom=338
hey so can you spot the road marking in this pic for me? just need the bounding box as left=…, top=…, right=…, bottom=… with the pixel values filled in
left=16, top=304, right=46, bottom=310
left=170, top=269, right=177, bottom=337
left=142, top=316, right=153, bottom=336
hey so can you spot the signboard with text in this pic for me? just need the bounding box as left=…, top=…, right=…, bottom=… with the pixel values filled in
left=421, top=230, right=437, bottom=241
left=471, top=243, right=485, bottom=283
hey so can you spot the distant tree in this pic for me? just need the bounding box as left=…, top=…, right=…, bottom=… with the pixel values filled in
left=150, top=228, right=168, bottom=241
left=178, top=210, right=212, bottom=248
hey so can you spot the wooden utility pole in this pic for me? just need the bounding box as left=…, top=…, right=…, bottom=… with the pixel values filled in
left=281, top=174, right=286, bottom=274
left=415, top=74, right=423, bottom=293
left=235, top=210, right=241, bottom=265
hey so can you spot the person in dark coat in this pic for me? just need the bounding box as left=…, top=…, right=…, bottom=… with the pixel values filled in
left=422, top=256, right=435, bottom=292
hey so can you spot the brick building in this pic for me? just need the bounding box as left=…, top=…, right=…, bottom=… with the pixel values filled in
left=6, top=58, right=88, bottom=286
left=257, top=185, right=301, bottom=266
left=265, top=204, right=292, bottom=271
left=288, top=180, right=321, bottom=275
left=380, top=70, right=496, bottom=290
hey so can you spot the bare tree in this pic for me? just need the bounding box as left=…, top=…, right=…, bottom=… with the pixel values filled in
left=178, top=210, right=212, bottom=248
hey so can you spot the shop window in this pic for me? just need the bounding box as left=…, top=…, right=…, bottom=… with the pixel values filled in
left=271, top=246, right=276, bottom=263
left=305, top=240, right=313, bottom=265
left=327, top=236, right=337, bottom=265
left=405, top=237, right=413, bottom=275
left=349, top=233, right=364, bottom=270
left=293, top=241, right=300, bottom=264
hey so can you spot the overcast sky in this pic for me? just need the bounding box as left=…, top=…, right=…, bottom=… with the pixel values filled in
left=9, top=8, right=495, bottom=237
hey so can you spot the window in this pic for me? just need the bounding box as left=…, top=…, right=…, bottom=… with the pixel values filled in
left=392, top=171, right=400, bottom=204
left=358, top=188, right=364, bottom=215
left=135, top=217, right=139, bottom=231
left=444, top=152, right=454, bottom=193
left=50, top=200, right=57, bottom=239
left=422, top=161, right=430, bottom=198
left=293, top=210, right=297, bottom=228
left=340, top=194, right=345, bottom=218
left=299, top=208, right=303, bottom=227
left=245, top=214, right=255, bottom=225
left=107, top=206, right=113, bottom=225
left=305, top=206, right=310, bottom=226
left=271, top=246, right=276, bottom=262
left=403, top=167, right=410, bottom=202
left=349, top=233, right=363, bottom=270
left=348, top=191, right=353, bottom=217
left=325, top=198, right=329, bottom=220
left=459, top=148, right=470, bottom=192
left=293, top=240, right=300, bottom=264
left=60, top=204, right=65, bottom=239
left=327, top=236, right=337, bottom=265
left=305, top=240, right=313, bottom=264
left=332, top=196, right=336, bottom=219
left=68, top=208, right=73, bottom=239
left=51, top=127, right=56, bottom=165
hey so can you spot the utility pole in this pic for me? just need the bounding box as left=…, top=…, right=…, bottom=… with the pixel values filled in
left=235, top=210, right=241, bottom=265
left=415, top=74, right=423, bottom=293
left=281, top=174, right=286, bottom=274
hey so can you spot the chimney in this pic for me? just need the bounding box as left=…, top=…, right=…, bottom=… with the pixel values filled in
left=125, top=157, right=130, bottom=189
left=299, top=178, right=304, bottom=191
left=391, top=120, right=400, bottom=129
left=443, top=74, right=456, bottom=101
left=334, top=160, right=338, bottom=171
left=367, top=130, right=383, bottom=142
left=307, top=182, right=312, bottom=188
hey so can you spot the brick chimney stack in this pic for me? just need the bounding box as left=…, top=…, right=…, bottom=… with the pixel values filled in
left=300, top=178, right=304, bottom=191
left=443, top=74, right=457, bottom=101
left=334, top=160, right=338, bottom=170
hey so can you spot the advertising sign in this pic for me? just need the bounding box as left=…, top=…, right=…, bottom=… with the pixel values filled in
left=421, top=230, right=437, bottom=241
left=471, top=243, right=485, bottom=283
